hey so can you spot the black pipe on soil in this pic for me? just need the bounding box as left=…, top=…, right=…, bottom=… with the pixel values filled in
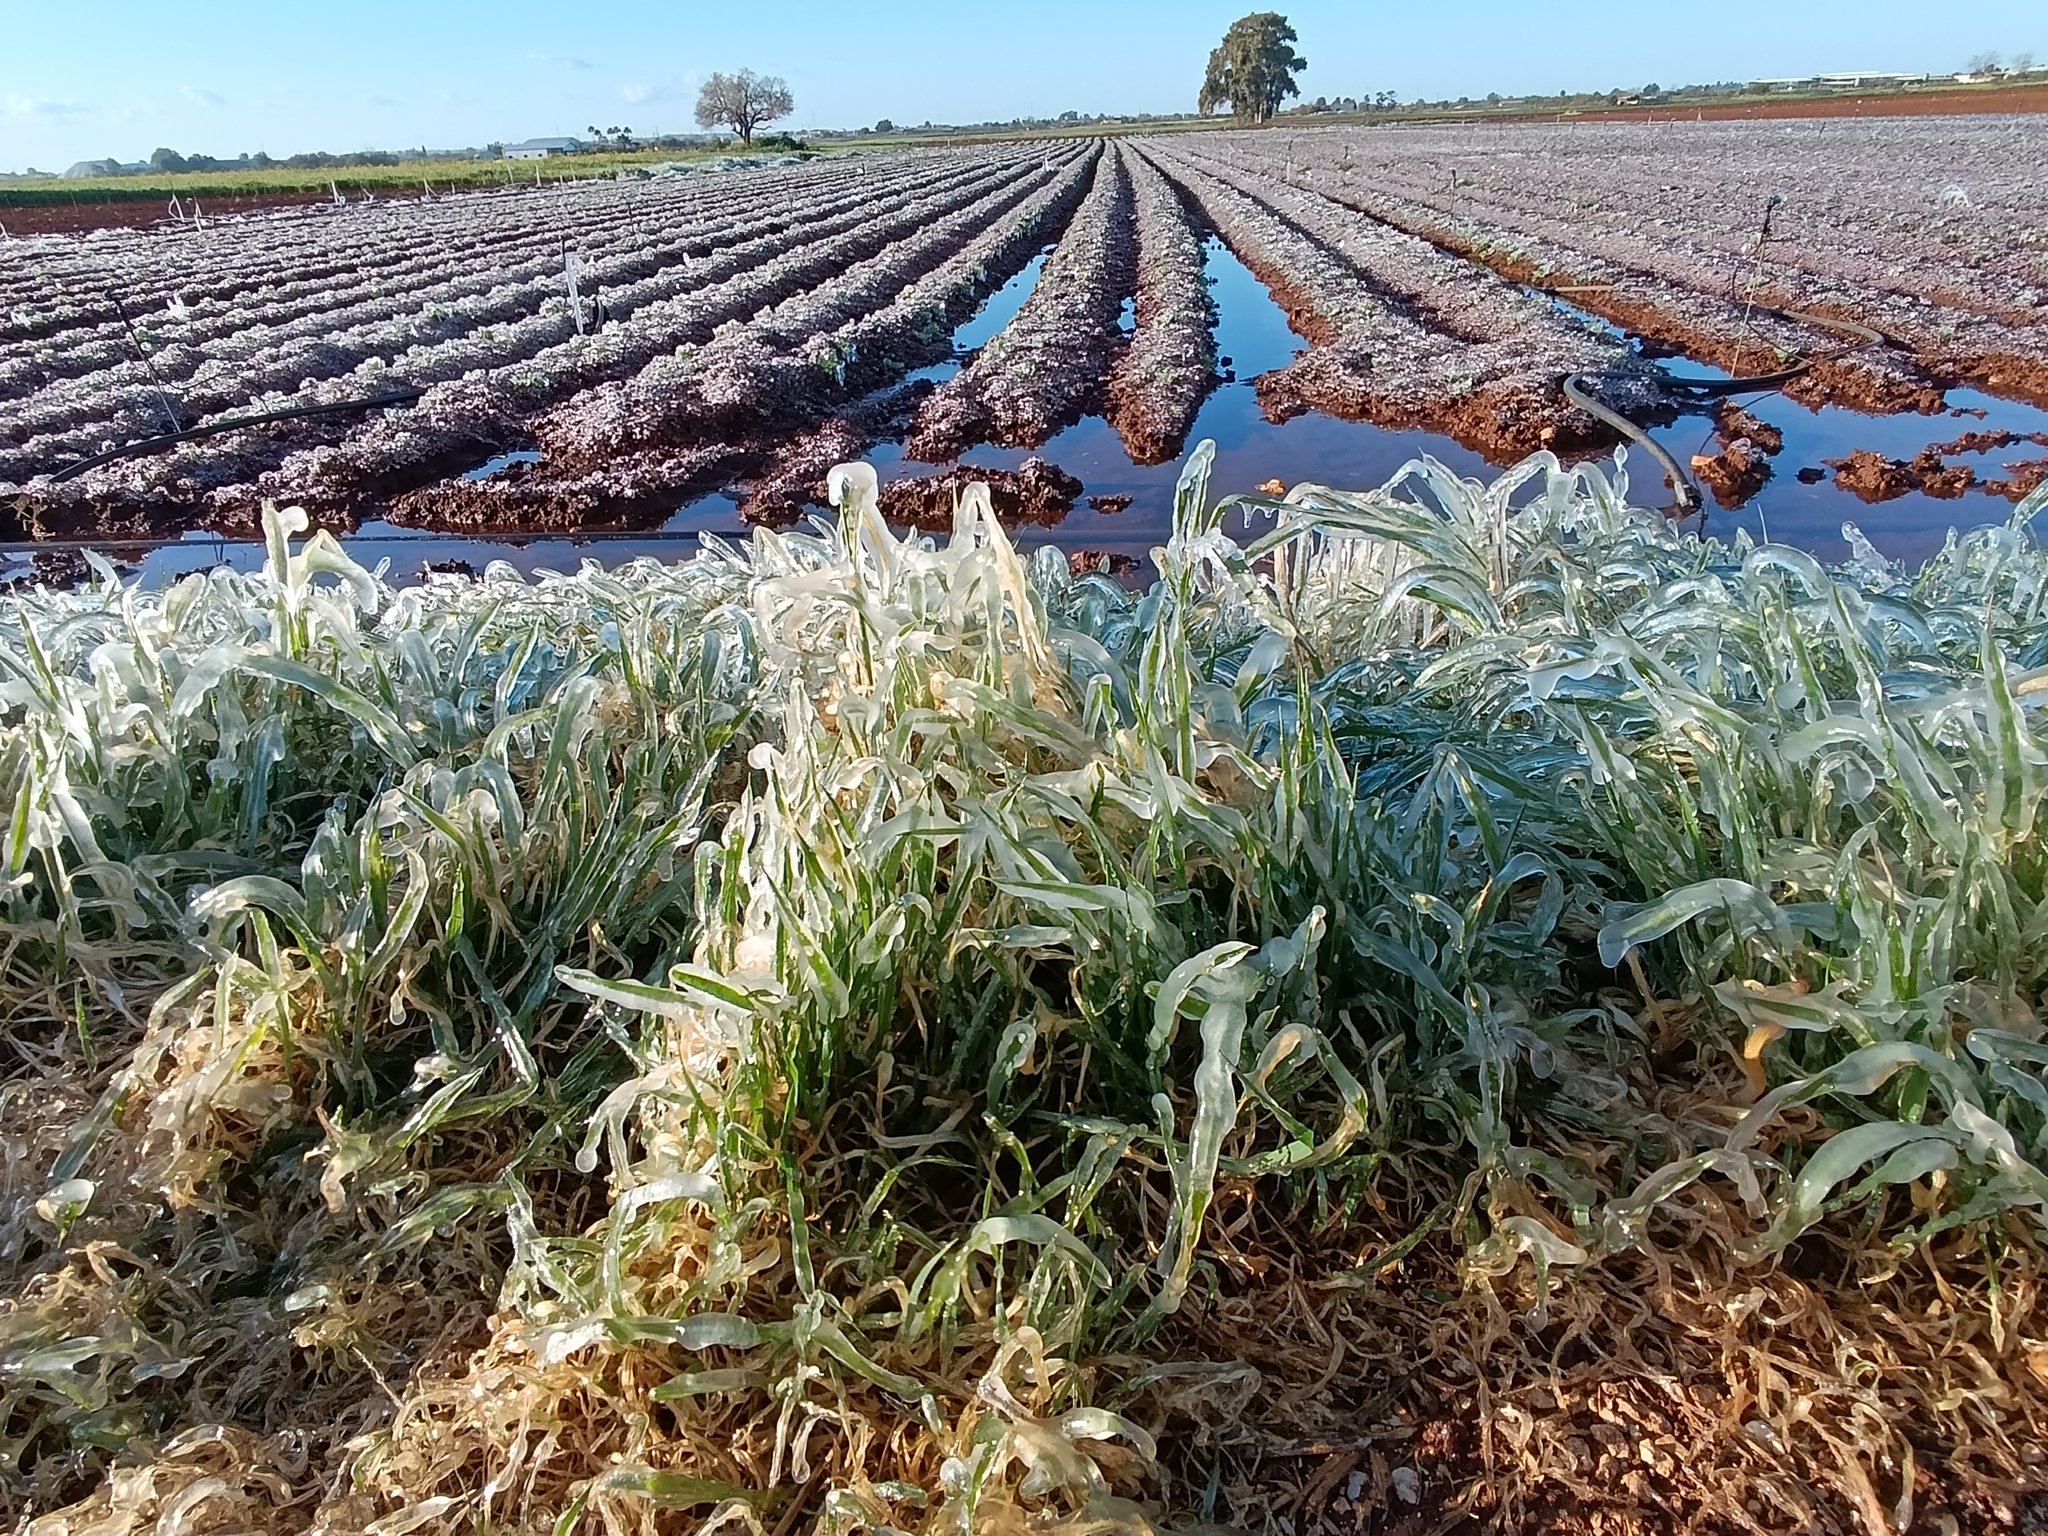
left=44, top=388, right=427, bottom=483
left=0, top=524, right=756, bottom=557
left=1561, top=302, right=1887, bottom=516
left=1564, top=373, right=1705, bottom=514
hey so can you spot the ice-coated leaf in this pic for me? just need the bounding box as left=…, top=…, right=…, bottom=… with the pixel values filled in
left=1598, top=879, right=1787, bottom=969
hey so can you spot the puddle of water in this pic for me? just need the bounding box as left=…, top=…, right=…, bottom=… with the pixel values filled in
left=743, top=236, right=1497, bottom=563
left=900, top=250, right=1054, bottom=391
left=465, top=449, right=542, bottom=481
left=1642, top=382, right=2048, bottom=567
left=1537, top=293, right=2048, bottom=565
left=127, top=507, right=755, bottom=588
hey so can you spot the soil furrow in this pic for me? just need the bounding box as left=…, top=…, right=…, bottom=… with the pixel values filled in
left=1146, top=145, right=1646, bottom=461
left=382, top=153, right=1096, bottom=528
left=530, top=149, right=1097, bottom=474
left=1187, top=126, right=2039, bottom=410
left=0, top=156, right=1029, bottom=478
left=1105, top=148, right=1219, bottom=466
left=0, top=154, right=986, bottom=429
left=904, top=145, right=1136, bottom=461
left=11, top=155, right=1074, bottom=529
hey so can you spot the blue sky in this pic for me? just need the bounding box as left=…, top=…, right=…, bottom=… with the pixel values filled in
left=2, top=0, right=2043, bottom=171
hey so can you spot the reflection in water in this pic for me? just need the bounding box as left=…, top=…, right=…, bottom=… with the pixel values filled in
left=855, top=236, right=1495, bottom=565
left=464, top=449, right=542, bottom=481
left=1644, top=385, right=2048, bottom=568
left=1538, top=291, right=2048, bottom=565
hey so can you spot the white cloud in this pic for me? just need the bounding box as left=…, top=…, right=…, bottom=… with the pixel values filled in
left=183, top=87, right=225, bottom=107
left=529, top=51, right=596, bottom=71
left=621, top=74, right=699, bottom=106
left=3, top=93, right=89, bottom=117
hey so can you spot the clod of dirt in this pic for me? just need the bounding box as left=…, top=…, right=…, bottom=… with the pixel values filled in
left=1827, top=450, right=1919, bottom=503
left=387, top=441, right=752, bottom=530
left=1691, top=439, right=1773, bottom=509
left=1067, top=549, right=1141, bottom=579
left=1797, top=466, right=1827, bottom=485
left=1924, top=428, right=2048, bottom=459
left=1715, top=403, right=1783, bottom=456
left=1086, top=493, right=1134, bottom=513
left=877, top=458, right=1083, bottom=529
left=1258, top=478, right=1288, bottom=497
left=1828, top=447, right=1977, bottom=504
left=1985, top=458, right=2048, bottom=502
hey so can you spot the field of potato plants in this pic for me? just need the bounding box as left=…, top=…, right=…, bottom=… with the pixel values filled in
left=6, top=116, right=2048, bottom=1536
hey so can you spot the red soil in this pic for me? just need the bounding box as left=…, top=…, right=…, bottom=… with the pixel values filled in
left=0, top=191, right=347, bottom=237
left=877, top=459, right=1083, bottom=528
left=1828, top=447, right=1977, bottom=503
left=1504, top=82, right=2048, bottom=126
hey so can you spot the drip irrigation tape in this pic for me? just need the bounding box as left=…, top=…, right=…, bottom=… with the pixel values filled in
left=0, top=525, right=754, bottom=557
left=45, top=389, right=427, bottom=483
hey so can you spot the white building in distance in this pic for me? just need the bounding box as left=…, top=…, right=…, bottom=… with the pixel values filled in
left=505, top=138, right=584, bottom=160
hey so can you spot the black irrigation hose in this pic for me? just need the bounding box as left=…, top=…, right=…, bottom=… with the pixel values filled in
left=45, top=388, right=427, bottom=484
left=1564, top=373, right=1705, bottom=515
left=1560, top=300, right=1888, bottom=516
left=1657, top=308, right=1886, bottom=399
left=0, top=525, right=755, bottom=557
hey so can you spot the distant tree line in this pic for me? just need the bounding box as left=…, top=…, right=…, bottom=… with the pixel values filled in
left=143, top=147, right=409, bottom=174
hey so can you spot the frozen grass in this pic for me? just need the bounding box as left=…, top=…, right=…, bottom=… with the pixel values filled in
left=3, top=448, right=2048, bottom=1531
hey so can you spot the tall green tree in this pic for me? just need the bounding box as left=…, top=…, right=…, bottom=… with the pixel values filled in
left=1198, top=13, right=1308, bottom=124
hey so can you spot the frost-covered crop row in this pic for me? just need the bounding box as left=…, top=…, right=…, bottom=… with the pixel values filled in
left=11, top=152, right=1060, bottom=518
left=0, top=153, right=1028, bottom=484
left=386, top=152, right=1100, bottom=527
left=0, top=153, right=908, bottom=358
left=1105, top=147, right=1219, bottom=466
left=906, top=144, right=1136, bottom=459
left=0, top=153, right=932, bottom=407
left=533, top=148, right=1095, bottom=471
left=1162, top=140, right=1615, bottom=367
left=1315, top=119, right=2048, bottom=323
left=1145, top=142, right=1638, bottom=458
left=1192, top=123, right=2046, bottom=409
left=241, top=147, right=1086, bottom=523
left=0, top=149, right=929, bottom=339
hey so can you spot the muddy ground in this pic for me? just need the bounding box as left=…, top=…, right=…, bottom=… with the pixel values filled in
left=0, top=190, right=352, bottom=236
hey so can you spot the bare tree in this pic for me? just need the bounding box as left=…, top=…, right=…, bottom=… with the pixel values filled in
left=694, top=70, right=795, bottom=146
left=2013, top=52, right=2037, bottom=74
left=1966, top=50, right=2005, bottom=75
